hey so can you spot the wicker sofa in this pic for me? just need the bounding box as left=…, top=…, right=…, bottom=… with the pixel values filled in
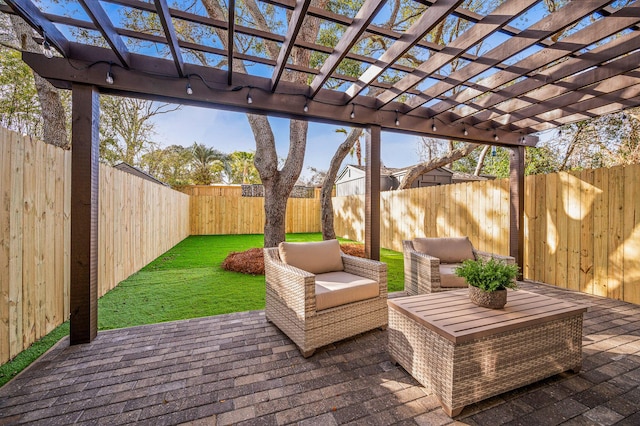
left=403, top=237, right=515, bottom=295
left=264, top=240, right=388, bottom=358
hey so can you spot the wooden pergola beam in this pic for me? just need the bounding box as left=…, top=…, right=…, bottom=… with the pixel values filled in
left=271, top=0, right=311, bottom=91
left=495, top=61, right=640, bottom=129
left=154, top=0, right=186, bottom=77
left=344, top=0, right=463, bottom=100
left=523, top=81, right=640, bottom=132
left=227, top=0, right=235, bottom=85
left=22, top=50, right=538, bottom=146
left=79, top=0, right=130, bottom=68
left=404, top=0, right=614, bottom=111
left=427, top=4, right=640, bottom=118
left=4, top=0, right=69, bottom=56
left=308, top=0, right=387, bottom=97
left=376, top=0, right=538, bottom=106
left=448, top=30, right=640, bottom=125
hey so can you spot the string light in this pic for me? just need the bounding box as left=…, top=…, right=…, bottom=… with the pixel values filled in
left=350, top=103, right=355, bottom=119
left=185, top=75, right=193, bottom=95
left=247, top=87, right=253, bottom=104
left=431, top=118, right=437, bottom=132
left=105, top=63, right=114, bottom=85
left=42, top=37, right=53, bottom=58
left=463, top=126, right=468, bottom=136
left=493, top=132, right=499, bottom=142
left=395, top=110, right=400, bottom=126
left=303, top=100, right=309, bottom=112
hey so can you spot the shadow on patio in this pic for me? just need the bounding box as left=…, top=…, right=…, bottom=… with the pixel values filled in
left=1, top=282, right=639, bottom=426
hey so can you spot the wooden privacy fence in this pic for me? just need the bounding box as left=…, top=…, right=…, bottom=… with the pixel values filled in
left=333, top=179, right=511, bottom=256
left=0, top=129, right=190, bottom=365
left=190, top=196, right=321, bottom=235
left=334, top=166, right=640, bottom=305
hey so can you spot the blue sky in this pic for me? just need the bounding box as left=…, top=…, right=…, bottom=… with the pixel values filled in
left=150, top=104, right=425, bottom=180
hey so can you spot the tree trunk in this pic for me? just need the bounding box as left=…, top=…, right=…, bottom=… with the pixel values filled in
left=398, top=143, right=481, bottom=189
left=474, top=145, right=490, bottom=175
left=321, top=128, right=364, bottom=240
left=11, top=16, right=69, bottom=149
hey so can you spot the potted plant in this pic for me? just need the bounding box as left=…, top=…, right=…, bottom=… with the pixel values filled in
left=454, top=258, right=519, bottom=309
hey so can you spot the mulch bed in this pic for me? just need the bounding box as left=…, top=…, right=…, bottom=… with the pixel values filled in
left=221, top=243, right=365, bottom=275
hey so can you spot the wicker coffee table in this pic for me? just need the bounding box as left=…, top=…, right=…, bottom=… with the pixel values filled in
left=388, top=289, right=587, bottom=417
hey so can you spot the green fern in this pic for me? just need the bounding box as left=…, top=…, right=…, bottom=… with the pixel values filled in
left=454, top=258, right=519, bottom=292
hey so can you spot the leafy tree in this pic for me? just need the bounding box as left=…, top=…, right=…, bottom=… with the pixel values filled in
left=2, top=14, right=69, bottom=148
left=190, top=143, right=227, bottom=185
left=0, top=48, right=41, bottom=136
left=99, top=96, right=180, bottom=166
left=140, top=145, right=194, bottom=187
left=226, top=151, right=260, bottom=184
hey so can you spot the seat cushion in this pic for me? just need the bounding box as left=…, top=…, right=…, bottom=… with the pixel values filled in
left=314, top=271, right=379, bottom=311
left=439, top=263, right=468, bottom=288
left=413, top=237, right=475, bottom=263
left=278, top=239, right=344, bottom=274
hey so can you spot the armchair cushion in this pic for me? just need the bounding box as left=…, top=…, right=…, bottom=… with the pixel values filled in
left=315, top=271, right=379, bottom=311
left=439, top=263, right=468, bottom=288
left=413, top=237, right=474, bottom=264
left=278, top=239, right=344, bottom=274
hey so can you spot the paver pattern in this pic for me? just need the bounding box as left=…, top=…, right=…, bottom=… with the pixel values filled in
left=1, top=281, right=639, bottom=425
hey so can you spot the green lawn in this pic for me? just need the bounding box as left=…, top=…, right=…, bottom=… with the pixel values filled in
left=1, top=233, right=404, bottom=387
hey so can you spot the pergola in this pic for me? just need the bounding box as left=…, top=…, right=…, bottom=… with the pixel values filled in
left=3, top=0, right=640, bottom=345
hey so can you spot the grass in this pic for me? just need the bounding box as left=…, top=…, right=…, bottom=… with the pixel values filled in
left=0, top=233, right=404, bottom=387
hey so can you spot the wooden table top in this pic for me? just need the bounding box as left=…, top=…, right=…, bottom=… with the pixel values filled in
left=388, top=289, right=588, bottom=344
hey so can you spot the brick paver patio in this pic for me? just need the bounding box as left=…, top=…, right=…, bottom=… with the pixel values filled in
left=1, top=281, right=639, bottom=425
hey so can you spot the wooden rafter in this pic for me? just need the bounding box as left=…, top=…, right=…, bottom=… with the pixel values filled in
left=451, top=30, right=640, bottom=126
left=506, top=72, right=640, bottom=130
left=427, top=5, right=640, bottom=119
left=154, top=0, right=185, bottom=77
left=375, top=0, right=539, bottom=106
left=4, top=0, right=640, bottom=142
left=403, top=0, right=615, bottom=112
left=271, top=0, right=311, bottom=91
left=308, top=0, right=387, bottom=97
left=484, top=49, right=640, bottom=130
left=21, top=50, right=538, bottom=146
left=227, top=0, right=235, bottom=85
left=344, top=0, right=463, bottom=101
left=79, top=0, right=130, bottom=68
left=4, top=0, right=69, bottom=56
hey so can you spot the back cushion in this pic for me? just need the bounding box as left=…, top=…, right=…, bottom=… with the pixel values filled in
left=412, top=237, right=475, bottom=264
left=278, top=239, right=344, bottom=274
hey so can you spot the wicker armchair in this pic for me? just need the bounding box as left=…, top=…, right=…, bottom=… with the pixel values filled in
left=403, top=237, right=515, bottom=295
left=264, top=243, right=388, bottom=358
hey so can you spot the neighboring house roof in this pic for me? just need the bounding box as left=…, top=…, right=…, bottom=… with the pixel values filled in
left=114, top=162, right=168, bottom=186
left=337, top=164, right=490, bottom=183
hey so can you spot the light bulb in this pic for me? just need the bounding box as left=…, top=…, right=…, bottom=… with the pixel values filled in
left=350, top=111, right=355, bottom=119
left=493, top=133, right=499, bottom=141
left=303, top=103, right=309, bottom=112
left=42, top=40, right=53, bottom=58
left=106, top=71, right=114, bottom=85
left=463, top=127, right=468, bottom=136
left=247, top=94, right=253, bottom=104
left=432, top=123, right=437, bottom=131
left=186, top=83, right=193, bottom=95
left=395, top=118, right=400, bottom=126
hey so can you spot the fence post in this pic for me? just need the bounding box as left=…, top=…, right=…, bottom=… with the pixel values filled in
left=70, top=84, right=99, bottom=344
left=509, top=146, right=525, bottom=279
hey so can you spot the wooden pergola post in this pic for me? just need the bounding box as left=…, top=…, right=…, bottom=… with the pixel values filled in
left=70, top=84, right=99, bottom=345
left=509, top=145, right=525, bottom=279
left=365, top=125, right=381, bottom=260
